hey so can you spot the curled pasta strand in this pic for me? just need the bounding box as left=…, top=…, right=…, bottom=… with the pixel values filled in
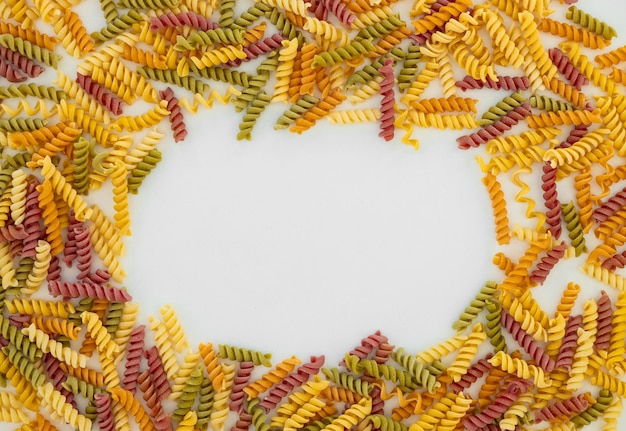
left=543, top=128, right=608, bottom=167
left=52, top=8, right=95, bottom=58
left=596, top=44, right=626, bottom=69
left=565, top=5, right=617, bottom=40
left=22, top=323, right=88, bottom=368
left=38, top=382, right=92, bottom=431
left=560, top=41, right=619, bottom=95
left=38, top=156, right=93, bottom=222
left=482, top=171, right=509, bottom=245
left=0, top=35, right=61, bottom=68
left=539, top=18, right=610, bottom=50
left=326, top=109, right=381, bottom=124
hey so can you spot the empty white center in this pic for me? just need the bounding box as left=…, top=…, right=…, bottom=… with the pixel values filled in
left=125, top=104, right=495, bottom=363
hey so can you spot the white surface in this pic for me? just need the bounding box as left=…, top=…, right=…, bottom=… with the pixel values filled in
left=117, top=0, right=626, bottom=367
left=124, top=108, right=496, bottom=363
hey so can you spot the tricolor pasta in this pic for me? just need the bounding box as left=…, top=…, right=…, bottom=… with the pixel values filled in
left=0, top=0, right=625, bottom=430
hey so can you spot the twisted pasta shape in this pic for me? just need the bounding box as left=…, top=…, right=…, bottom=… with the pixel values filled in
left=600, top=396, right=623, bottom=431
left=0, top=22, right=57, bottom=51
left=290, top=90, right=346, bottom=134
left=391, top=348, right=440, bottom=393
left=378, top=57, right=395, bottom=141
left=94, top=393, right=115, bottom=431
left=479, top=91, right=527, bottom=126
left=172, top=364, right=204, bottom=422
left=452, top=280, right=497, bottom=332
left=30, top=315, right=80, bottom=339
left=91, top=10, right=144, bottom=44
left=127, top=148, right=162, bottom=194
left=0, top=46, right=44, bottom=78
left=118, top=325, right=145, bottom=394
left=48, top=280, right=132, bottom=302
left=0, top=35, right=61, bottom=68
left=570, top=389, right=612, bottom=428
left=38, top=156, right=93, bottom=222
left=311, top=39, right=375, bottom=68
left=533, top=393, right=589, bottom=423
left=81, top=311, right=120, bottom=358
left=345, top=355, right=415, bottom=389
left=457, top=104, right=532, bottom=149
left=320, top=397, right=370, bottom=431
left=210, top=362, right=235, bottom=431
left=144, top=345, right=172, bottom=402
left=501, top=310, right=554, bottom=371
left=486, top=299, right=506, bottom=353
left=482, top=171, right=509, bottom=245
left=539, top=18, right=609, bottom=49
left=218, top=344, right=272, bottom=366
left=23, top=323, right=86, bottom=370
left=5, top=297, right=74, bottom=318
left=38, top=382, right=92, bottom=431
left=560, top=41, right=618, bottom=94
left=327, top=109, right=381, bottom=124
left=109, top=387, right=156, bottom=431
left=149, top=316, right=179, bottom=380
left=548, top=47, right=589, bottom=90
left=596, top=44, right=626, bottom=72
left=595, top=291, right=613, bottom=352
left=543, top=128, right=607, bottom=167
left=529, top=242, right=567, bottom=285
left=414, top=391, right=470, bottom=431
left=560, top=201, right=587, bottom=257
left=244, top=355, right=301, bottom=399
left=455, top=74, right=530, bottom=92
left=139, top=67, right=209, bottom=96
left=0, top=58, right=26, bottom=83
left=22, top=239, right=51, bottom=294
left=555, top=314, right=582, bottom=370
left=320, top=368, right=371, bottom=397
left=229, top=361, right=255, bottom=413
left=404, top=111, right=478, bottom=130
left=4, top=344, right=46, bottom=388
left=447, top=322, right=487, bottom=381
left=36, top=178, right=63, bottom=257
left=190, top=45, right=247, bottom=69
left=238, top=91, right=271, bottom=140
left=566, top=5, right=617, bottom=40
left=272, top=39, right=298, bottom=103
left=566, top=328, right=595, bottom=392
left=53, top=8, right=95, bottom=58
left=489, top=351, right=551, bottom=388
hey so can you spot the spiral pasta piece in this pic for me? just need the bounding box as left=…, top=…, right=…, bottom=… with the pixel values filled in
left=560, top=41, right=618, bottom=95
left=321, top=368, right=371, bottom=397
left=149, top=316, right=179, bottom=380
left=109, top=387, right=156, bottom=431
left=22, top=323, right=87, bottom=368
left=488, top=351, right=551, bottom=388
left=566, top=5, right=617, bottom=41
left=392, top=348, right=440, bottom=393
left=53, top=8, right=95, bottom=58
left=539, top=18, right=610, bottom=50
left=38, top=382, right=92, bottom=431
left=244, top=355, right=301, bottom=399
left=320, top=397, right=370, bottom=431
left=596, top=44, right=626, bottom=70
left=38, top=156, right=93, bottom=223
left=0, top=35, right=61, bottom=68
left=447, top=322, right=487, bottom=381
